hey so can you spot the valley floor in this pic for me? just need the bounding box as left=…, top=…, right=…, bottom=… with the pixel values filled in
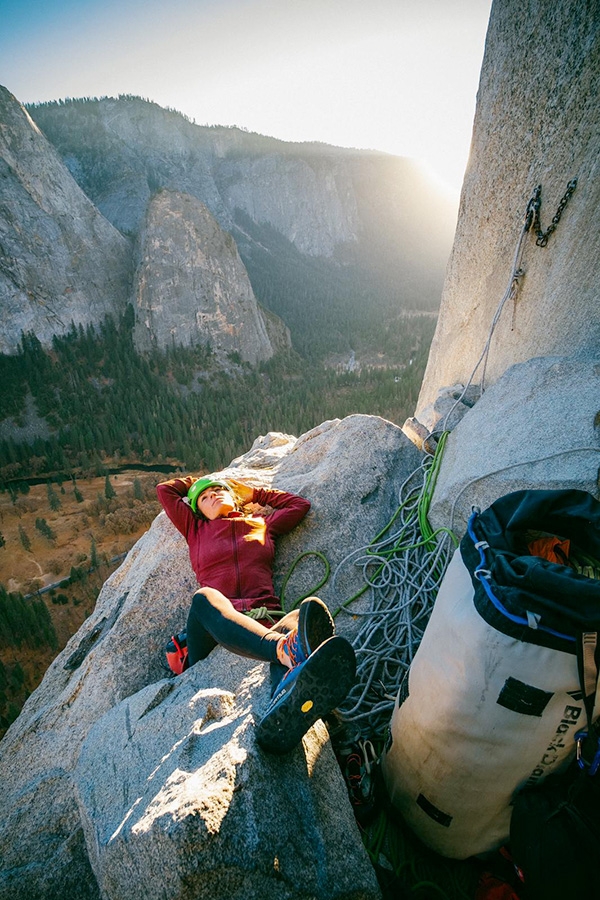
left=0, top=468, right=164, bottom=735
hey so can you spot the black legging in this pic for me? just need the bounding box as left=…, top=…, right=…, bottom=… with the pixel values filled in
left=186, top=586, right=299, bottom=691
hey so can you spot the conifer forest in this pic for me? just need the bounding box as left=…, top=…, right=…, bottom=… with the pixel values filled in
left=0, top=306, right=434, bottom=486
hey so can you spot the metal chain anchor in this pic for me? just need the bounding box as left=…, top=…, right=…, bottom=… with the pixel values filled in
left=524, top=178, right=578, bottom=247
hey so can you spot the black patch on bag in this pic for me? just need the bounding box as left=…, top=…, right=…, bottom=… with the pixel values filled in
left=397, top=672, right=409, bottom=708
left=496, top=676, right=553, bottom=717
left=416, top=794, right=452, bottom=827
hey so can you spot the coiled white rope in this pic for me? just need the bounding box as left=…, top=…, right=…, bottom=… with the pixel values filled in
left=333, top=439, right=457, bottom=739
left=332, top=184, right=581, bottom=741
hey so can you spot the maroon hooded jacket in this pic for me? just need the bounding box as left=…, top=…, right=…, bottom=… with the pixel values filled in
left=156, top=476, right=310, bottom=614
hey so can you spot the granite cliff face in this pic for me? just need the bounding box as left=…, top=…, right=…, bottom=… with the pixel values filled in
left=417, top=0, right=600, bottom=411
left=29, top=96, right=457, bottom=314
left=406, top=0, right=600, bottom=539
left=0, top=87, right=286, bottom=363
left=133, top=190, right=283, bottom=361
left=1, top=86, right=455, bottom=361
left=216, top=152, right=359, bottom=257
left=0, top=86, right=131, bottom=353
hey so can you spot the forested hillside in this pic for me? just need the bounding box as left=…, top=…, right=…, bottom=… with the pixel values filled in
left=0, top=306, right=434, bottom=731
left=0, top=306, right=433, bottom=485
left=232, top=209, right=440, bottom=359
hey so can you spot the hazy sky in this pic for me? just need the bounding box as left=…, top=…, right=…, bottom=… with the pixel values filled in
left=1, top=0, right=492, bottom=193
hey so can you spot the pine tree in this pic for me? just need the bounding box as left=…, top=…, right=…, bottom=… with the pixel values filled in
left=35, top=518, right=56, bottom=542
left=47, top=482, right=61, bottom=511
left=18, top=525, right=31, bottom=552
left=90, top=536, right=98, bottom=569
left=104, top=474, right=116, bottom=500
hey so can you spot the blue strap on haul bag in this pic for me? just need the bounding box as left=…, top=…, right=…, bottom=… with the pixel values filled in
left=381, top=489, right=600, bottom=859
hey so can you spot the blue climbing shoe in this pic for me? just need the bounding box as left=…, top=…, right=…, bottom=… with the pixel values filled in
left=256, top=635, right=356, bottom=755
left=276, top=596, right=334, bottom=668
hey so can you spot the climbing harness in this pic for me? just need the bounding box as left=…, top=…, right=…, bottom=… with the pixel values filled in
left=163, top=551, right=330, bottom=676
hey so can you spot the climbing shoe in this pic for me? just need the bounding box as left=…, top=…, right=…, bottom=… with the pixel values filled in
left=276, top=596, right=334, bottom=668
left=256, top=635, right=356, bottom=755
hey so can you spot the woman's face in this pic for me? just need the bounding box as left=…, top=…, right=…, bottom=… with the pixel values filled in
left=197, top=486, right=236, bottom=520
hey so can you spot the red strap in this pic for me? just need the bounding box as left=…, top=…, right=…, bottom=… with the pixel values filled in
left=475, top=873, right=521, bottom=900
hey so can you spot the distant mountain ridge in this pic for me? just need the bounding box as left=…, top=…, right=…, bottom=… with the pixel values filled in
left=27, top=95, right=456, bottom=357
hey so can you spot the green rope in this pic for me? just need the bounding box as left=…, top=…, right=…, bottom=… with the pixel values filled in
left=418, top=431, right=456, bottom=547
left=331, top=434, right=457, bottom=619
left=280, top=550, right=331, bottom=611
left=244, top=606, right=286, bottom=624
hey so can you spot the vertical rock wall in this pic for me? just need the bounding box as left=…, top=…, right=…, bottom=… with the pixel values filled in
left=417, top=0, right=600, bottom=411
left=0, top=86, right=132, bottom=352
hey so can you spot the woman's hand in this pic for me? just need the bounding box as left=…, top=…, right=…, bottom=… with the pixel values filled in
left=228, top=478, right=255, bottom=504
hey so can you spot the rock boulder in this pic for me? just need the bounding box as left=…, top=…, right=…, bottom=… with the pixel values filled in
left=427, top=355, right=600, bottom=536
left=0, top=414, right=420, bottom=899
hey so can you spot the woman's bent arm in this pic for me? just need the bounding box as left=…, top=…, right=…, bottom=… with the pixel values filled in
left=253, top=488, right=310, bottom=535
left=156, top=476, right=197, bottom=539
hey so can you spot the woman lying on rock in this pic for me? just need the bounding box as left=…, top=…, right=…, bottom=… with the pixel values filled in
left=156, top=474, right=356, bottom=754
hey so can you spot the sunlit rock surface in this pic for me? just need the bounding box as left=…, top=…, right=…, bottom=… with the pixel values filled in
left=428, top=355, right=600, bottom=536
left=132, top=189, right=283, bottom=362
left=0, top=414, right=421, bottom=899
